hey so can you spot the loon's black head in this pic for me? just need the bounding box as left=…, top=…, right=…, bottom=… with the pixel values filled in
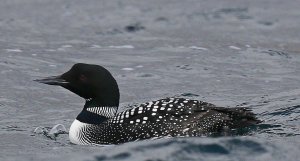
left=35, top=63, right=120, bottom=107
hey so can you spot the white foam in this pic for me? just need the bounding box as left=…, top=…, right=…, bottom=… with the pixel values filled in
left=5, top=49, right=22, bottom=52
left=109, top=45, right=134, bottom=49
left=188, top=46, right=208, bottom=50
left=122, top=68, right=134, bottom=71
left=229, top=46, right=241, bottom=50
left=61, top=45, right=72, bottom=48
left=45, top=49, right=56, bottom=52
left=49, top=124, right=67, bottom=135
left=90, top=45, right=102, bottom=48
left=33, top=126, right=46, bottom=134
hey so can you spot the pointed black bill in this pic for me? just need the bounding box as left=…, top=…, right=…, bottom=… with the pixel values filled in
left=34, top=75, right=68, bottom=86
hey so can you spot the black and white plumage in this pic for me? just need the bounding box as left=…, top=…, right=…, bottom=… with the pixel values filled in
left=35, top=63, right=260, bottom=145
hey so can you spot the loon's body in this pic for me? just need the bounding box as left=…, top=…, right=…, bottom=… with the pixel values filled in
left=35, top=63, right=260, bottom=145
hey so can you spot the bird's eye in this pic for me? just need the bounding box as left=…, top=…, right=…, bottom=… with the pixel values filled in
left=79, top=74, right=88, bottom=82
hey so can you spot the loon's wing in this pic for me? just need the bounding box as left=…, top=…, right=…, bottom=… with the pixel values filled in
left=110, top=98, right=260, bottom=134
left=110, top=98, right=204, bottom=124
left=209, top=106, right=261, bottom=128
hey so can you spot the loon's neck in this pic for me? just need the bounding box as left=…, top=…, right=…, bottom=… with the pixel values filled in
left=76, top=98, right=118, bottom=124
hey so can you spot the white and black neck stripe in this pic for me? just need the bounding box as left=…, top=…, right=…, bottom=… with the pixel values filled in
left=86, top=106, right=117, bottom=118
left=75, top=98, right=118, bottom=124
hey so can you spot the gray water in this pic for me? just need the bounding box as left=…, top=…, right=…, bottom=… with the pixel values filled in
left=1, top=0, right=300, bottom=161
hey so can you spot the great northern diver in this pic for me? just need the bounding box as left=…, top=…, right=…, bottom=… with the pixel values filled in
left=35, top=63, right=260, bottom=145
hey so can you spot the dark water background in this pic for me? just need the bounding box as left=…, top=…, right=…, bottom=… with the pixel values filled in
left=0, top=0, right=299, bottom=161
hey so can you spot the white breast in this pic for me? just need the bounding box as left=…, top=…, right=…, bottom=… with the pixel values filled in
left=69, top=119, right=89, bottom=145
